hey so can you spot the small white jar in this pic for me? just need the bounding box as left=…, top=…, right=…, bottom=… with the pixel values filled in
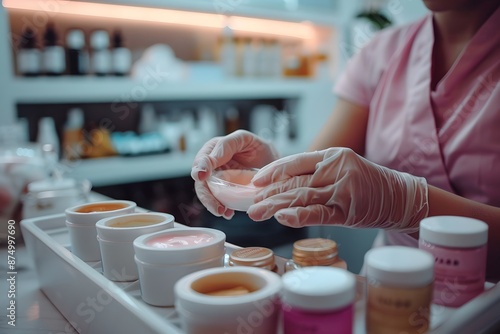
left=175, top=266, right=282, bottom=334
left=65, top=200, right=136, bottom=261
left=96, top=212, right=175, bottom=281
left=133, top=228, right=226, bottom=306
left=23, top=178, right=91, bottom=219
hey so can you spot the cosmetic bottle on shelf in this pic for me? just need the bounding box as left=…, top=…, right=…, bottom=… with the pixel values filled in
left=111, top=30, right=132, bottom=76
left=42, top=23, right=66, bottom=76
left=66, top=29, right=89, bottom=76
left=90, top=30, right=111, bottom=76
left=17, top=27, right=41, bottom=77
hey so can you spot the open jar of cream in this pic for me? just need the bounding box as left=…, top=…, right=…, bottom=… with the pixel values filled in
left=96, top=212, right=175, bottom=281
left=65, top=200, right=136, bottom=261
left=133, top=228, right=226, bottom=306
left=207, top=169, right=261, bottom=211
left=175, top=266, right=282, bottom=334
left=419, top=216, right=488, bottom=307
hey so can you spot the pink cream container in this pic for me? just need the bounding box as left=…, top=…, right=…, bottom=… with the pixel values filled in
left=133, top=228, right=226, bottom=306
left=281, top=267, right=356, bottom=334
left=419, top=216, right=488, bottom=307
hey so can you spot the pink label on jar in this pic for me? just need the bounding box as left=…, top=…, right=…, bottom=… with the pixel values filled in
left=146, top=233, right=214, bottom=248
left=419, top=239, right=486, bottom=307
left=282, top=304, right=353, bottom=334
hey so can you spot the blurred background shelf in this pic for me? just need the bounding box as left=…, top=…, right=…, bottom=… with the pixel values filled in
left=66, top=152, right=195, bottom=187
left=12, top=76, right=318, bottom=104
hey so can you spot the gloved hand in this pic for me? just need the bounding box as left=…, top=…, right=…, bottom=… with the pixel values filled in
left=191, top=130, right=279, bottom=219
left=248, top=147, right=429, bottom=232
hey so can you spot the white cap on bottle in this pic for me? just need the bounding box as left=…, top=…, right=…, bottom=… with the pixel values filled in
left=66, top=29, right=85, bottom=49
left=365, top=246, right=434, bottom=288
left=281, top=267, right=356, bottom=311
left=420, top=216, right=488, bottom=248
left=90, top=30, right=109, bottom=49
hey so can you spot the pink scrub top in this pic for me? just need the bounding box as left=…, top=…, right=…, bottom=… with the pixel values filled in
left=334, top=8, right=500, bottom=248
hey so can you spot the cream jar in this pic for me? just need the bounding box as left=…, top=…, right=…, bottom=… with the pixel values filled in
left=281, top=267, right=356, bottom=334
left=285, top=238, right=347, bottom=272
left=175, top=266, right=282, bottom=334
left=96, top=212, right=175, bottom=281
left=365, top=246, right=434, bottom=334
left=419, top=216, right=488, bottom=307
left=133, top=228, right=226, bottom=306
left=65, top=200, right=136, bottom=261
left=228, top=247, right=278, bottom=273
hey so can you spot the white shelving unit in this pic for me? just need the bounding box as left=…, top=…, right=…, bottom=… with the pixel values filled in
left=1, top=2, right=339, bottom=186
left=12, top=76, right=316, bottom=104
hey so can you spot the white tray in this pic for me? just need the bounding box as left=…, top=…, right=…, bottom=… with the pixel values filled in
left=21, top=214, right=500, bottom=334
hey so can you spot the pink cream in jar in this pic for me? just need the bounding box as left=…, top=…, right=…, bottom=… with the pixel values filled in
left=281, top=267, right=355, bottom=334
left=419, top=216, right=488, bottom=307
left=146, top=233, right=215, bottom=248
left=133, top=228, right=226, bottom=307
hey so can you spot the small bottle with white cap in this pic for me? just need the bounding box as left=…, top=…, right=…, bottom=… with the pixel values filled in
left=365, top=246, right=434, bottom=334
left=419, top=216, right=488, bottom=307
left=90, top=30, right=111, bottom=76
left=281, top=267, right=356, bottom=334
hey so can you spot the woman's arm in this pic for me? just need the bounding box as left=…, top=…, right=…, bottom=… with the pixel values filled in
left=428, top=186, right=500, bottom=281
left=309, top=97, right=369, bottom=155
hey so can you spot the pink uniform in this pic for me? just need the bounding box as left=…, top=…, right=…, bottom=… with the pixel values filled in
left=334, top=8, right=500, bottom=247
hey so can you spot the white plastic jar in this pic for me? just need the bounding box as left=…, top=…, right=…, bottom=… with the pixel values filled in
left=175, top=266, right=282, bottom=334
left=65, top=200, right=136, bottom=261
left=96, top=212, right=175, bottom=281
left=133, top=228, right=226, bottom=306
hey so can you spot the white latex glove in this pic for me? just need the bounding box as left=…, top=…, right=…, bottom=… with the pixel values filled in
left=248, top=148, right=429, bottom=232
left=191, top=130, right=279, bottom=219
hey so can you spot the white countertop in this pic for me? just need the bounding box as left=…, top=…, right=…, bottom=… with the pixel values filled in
left=0, top=245, right=76, bottom=334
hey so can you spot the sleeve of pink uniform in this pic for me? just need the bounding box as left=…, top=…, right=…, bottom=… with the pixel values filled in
left=333, top=40, right=379, bottom=107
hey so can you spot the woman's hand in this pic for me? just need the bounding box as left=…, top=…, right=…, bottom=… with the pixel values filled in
left=248, top=147, right=429, bottom=232
left=191, top=130, right=279, bottom=219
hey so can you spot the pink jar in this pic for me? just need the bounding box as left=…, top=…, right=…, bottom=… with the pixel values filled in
left=281, top=267, right=355, bottom=334
left=419, top=216, right=488, bottom=307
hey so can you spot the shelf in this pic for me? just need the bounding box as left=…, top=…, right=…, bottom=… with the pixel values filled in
left=81, top=0, right=342, bottom=26
left=66, top=151, right=196, bottom=187
left=13, top=77, right=318, bottom=104
left=64, top=144, right=303, bottom=187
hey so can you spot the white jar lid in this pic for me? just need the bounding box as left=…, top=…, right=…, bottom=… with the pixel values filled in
left=420, top=216, right=488, bottom=248
left=281, top=267, right=355, bottom=311
left=365, top=246, right=434, bottom=288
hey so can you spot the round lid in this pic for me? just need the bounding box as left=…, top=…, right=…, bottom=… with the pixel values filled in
left=229, top=247, right=275, bottom=269
left=420, top=216, right=488, bottom=248
left=66, top=29, right=85, bottom=49
left=281, top=267, right=355, bottom=311
left=90, top=30, right=109, bottom=49
left=28, top=178, right=76, bottom=193
left=293, top=238, right=338, bottom=266
left=365, top=246, right=434, bottom=288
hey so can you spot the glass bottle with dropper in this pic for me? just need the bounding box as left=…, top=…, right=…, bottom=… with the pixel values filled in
left=285, top=238, right=347, bottom=272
